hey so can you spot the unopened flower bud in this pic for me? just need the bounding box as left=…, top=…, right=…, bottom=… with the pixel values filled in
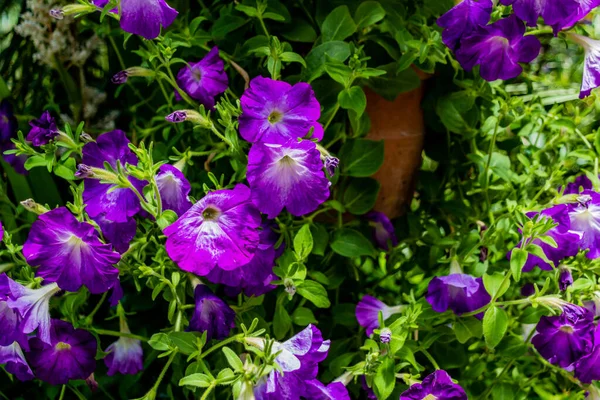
left=379, top=327, right=392, bottom=343
left=20, top=199, right=49, bottom=215
left=80, top=132, right=94, bottom=143
left=284, top=278, right=296, bottom=296
left=165, top=109, right=211, bottom=128
left=111, top=67, right=155, bottom=85
left=165, top=111, right=188, bottom=123
left=558, top=266, right=573, bottom=291
left=75, top=164, right=118, bottom=182
left=49, top=9, right=64, bottom=19
left=324, top=156, right=339, bottom=177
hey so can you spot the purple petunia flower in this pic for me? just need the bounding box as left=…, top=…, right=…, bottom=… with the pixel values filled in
left=567, top=191, right=600, bottom=258
left=499, top=0, right=579, bottom=31
left=252, top=324, right=330, bottom=400
left=188, top=285, right=236, bottom=341
left=81, top=130, right=146, bottom=223
left=0, top=301, right=27, bottom=348
left=456, top=15, right=541, bottom=81
left=532, top=304, right=594, bottom=368
left=0, top=342, right=34, bottom=381
left=400, top=370, right=467, bottom=400
left=303, top=381, right=351, bottom=400
left=559, top=267, right=574, bottom=291
left=205, top=222, right=278, bottom=297
left=175, top=47, right=228, bottom=108
left=23, top=207, right=121, bottom=294
left=0, top=100, right=17, bottom=143
left=27, top=111, right=58, bottom=146
left=164, top=184, right=261, bottom=276
left=560, top=0, right=600, bottom=32
left=360, top=376, right=377, bottom=400
left=247, top=139, right=330, bottom=219
left=1, top=274, right=60, bottom=345
left=156, top=164, right=193, bottom=216
left=104, top=319, right=143, bottom=376
left=239, top=76, right=323, bottom=144
left=92, top=213, right=137, bottom=254
left=569, top=34, right=600, bottom=98
left=93, top=0, right=178, bottom=40
left=574, top=325, right=600, bottom=383
left=564, top=175, right=593, bottom=194
left=520, top=205, right=581, bottom=272
left=2, top=142, right=28, bottom=175
left=426, top=274, right=491, bottom=317
left=366, top=211, right=398, bottom=250
left=437, top=0, right=492, bottom=51
left=355, top=295, right=404, bottom=337
left=26, top=319, right=97, bottom=385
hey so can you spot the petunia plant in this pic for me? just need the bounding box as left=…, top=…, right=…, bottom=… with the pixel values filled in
left=5, top=0, right=600, bottom=399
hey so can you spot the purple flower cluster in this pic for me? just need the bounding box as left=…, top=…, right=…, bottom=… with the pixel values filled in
left=400, top=370, right=467, bottom=400
left=175, top=47, right=228, bottom=109
left=252, top=325, right=350, bottom=400
left=27, top=111, right=58, bottom=146
left=426, top=274, right=491, bottom=317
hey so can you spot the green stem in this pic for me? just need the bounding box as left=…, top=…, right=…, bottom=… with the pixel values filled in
left=210, top=124, right=234, bottom=148
left=483, top=118, right=500, bottom=224
left=58, top=385, right=66, bottom=400
left=257, top=15, right=270, bottom=39
left=419, top=348, right=440, bottom=370
left=323, top=104, right=340, bottom=132
left=85, top=292, right=108, bottom=323
left=200, top=384, right=216, bottom=400
left=94, top=328, right=148, bottom=342
left=149, top=350, right=179, bottom=396
left=200, top=334, right=244, bottom=359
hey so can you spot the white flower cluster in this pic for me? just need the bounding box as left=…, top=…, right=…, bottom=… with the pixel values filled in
left=14, top=0, right=100, bottom=68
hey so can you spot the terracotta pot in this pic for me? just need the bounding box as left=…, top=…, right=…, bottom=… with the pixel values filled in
left=365, top=77, right=426, bottom=219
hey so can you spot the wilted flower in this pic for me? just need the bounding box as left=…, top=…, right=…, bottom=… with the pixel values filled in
left=189, top=285, right=236, bottom=341
left=247, top=139, right=330, bottom=218
left=27, top=111, right=58, bottom=146
left=164, top=184, right=261, bottom=276
left=400, top=370, right=467, bottom=400
left=0, top=342, right=34, bottom=381
left=366, top=211, right=398, bottom=250
left=175, top=47, right=228, bottom=108
left=81, top=130, right=146, bottom=223
left=156, top=164, right=193, bottom=216
left=437, top=0, right=492, bottom=51
left=239, top=76, right=323, bottom=144
left=355, top=295, right=404, bottom=336
left=532, top=304, right=594, bottom=368
left=559, top=267, right=573, bottom=291
left=426, top=274, right=491, bottom=317
left=1, top=274, right=60, bottom=345
left=23, top=207, right=121, bottom=294
left=456, top=15, right=541, bottom=81
left=26, top=319, right=97, bottom=385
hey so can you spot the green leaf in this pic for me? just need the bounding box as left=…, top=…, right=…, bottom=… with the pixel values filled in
left=263, top=12, right=286, bottom=21
left=321, top=5, right=357, bottom=42
left=222, top=347, right=244, bottom=371
left=179, top=373, right=212, bottom=388
left=339, top=139, right=384, bottom=177
left=169, top=332, right=198, bottom=355
left=211, top=15, right=246, bottom=38
left=454, top=317, right=483, bottom=344
left=510, top=248, right=527, bottom=282
left=291, top=307, right=317, bottom=326
left=310, top=224, right=329, bottom=256
left=324, top=59, right=353, bottom=86
left=364, top=62, right=420, bottom=101
left=492, top=383, right=515, bottom=400
left=331, top=228, right=376, bottom=257
left=435, top=91, right=479, bottom=134
left=483, top=306, right=508, bottom=349
left=483, top=273, right=510, bottom=299
left=296, top=280, right=331, bottom=308
left=148, top=333, right=171, bottom=351
left=354, top=1, right=386, bottom=29
left=0, top=76, right=10, bottom=100
left=304, top=41, right=351, bottom=81
left=338, top=86, right=367, bottom=117
left=282, top=18, right=317, bottom=42
left=235, top=4, right=257, bottom=16
left=343, top=177, right=380, bottom=215
left=274, top=301, right=292, bottom=339
left=280, top=52, right=307, bottom=67
left=294, top=224, right=313, bottom=260
left=373, top=356, right=395, bottom=400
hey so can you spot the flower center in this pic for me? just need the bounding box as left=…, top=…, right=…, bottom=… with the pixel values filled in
left=192, top=68, right=202, bottom=82
left=268, top=110, right=283, bottom=124
left=279, top=155, right=296, bottom=167
left=422, top=395, right=438, bottom=400
left=202, top=206, right=220, bottom=221
left=55, top=341, right=72, bottom=351
left=559, top=325, right=575, bottom=333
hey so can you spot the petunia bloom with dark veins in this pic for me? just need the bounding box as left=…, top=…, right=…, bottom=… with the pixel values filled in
left=247, top=139, right=330, bottom=218
left=164, top=184, right=261, bottom=276
left=569, top=34, right=600, bottom=98
left=26, top=319, right=97, bottom=385
left=400, top=370, right=467, bottom=400
left=239, top=76, right=323, bottom=144
left=23, top=207, right=121, bottom=294
left=437, top=0, right=492, bottom=51
left=532, top=304, right=594, bottom=368
left=456, top=15, right=541, bottom=81
left=80, top=130, right=146, bottom=223
left=175, top=47, right=228, bottom=109
left=499, top=0, right=579, bottom=32
left=567, top=191, right=600, bottom=259
left=188, top=285, right=236, bottom=341
left=426, top=274, right=491, bottom=317
left=27, top=111, right=58, bottom=146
